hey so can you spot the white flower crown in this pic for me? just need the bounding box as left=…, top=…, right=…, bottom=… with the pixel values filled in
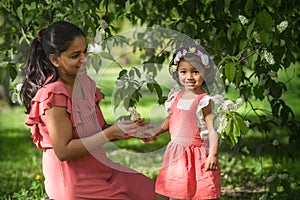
left=173, top=47, right=210, bottom=67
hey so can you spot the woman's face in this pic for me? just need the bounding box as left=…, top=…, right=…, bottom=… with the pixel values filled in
left=178, top=59, right=204, bottom=94
left=52, top=36, right=88, bottom=77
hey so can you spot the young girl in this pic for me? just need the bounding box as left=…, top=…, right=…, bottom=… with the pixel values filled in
left=142, top=46, right=221, bottom=199
left=20, top=21, right=157, bottom=199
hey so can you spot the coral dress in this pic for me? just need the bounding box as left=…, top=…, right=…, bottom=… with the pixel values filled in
left=155, top=90, right=221, bottom=199
left=26, top=74, right=155, bottom=200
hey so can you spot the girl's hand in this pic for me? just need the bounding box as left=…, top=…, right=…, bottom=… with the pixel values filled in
left=134, top=124, right=161, bottom=143
left=205, top=154, right=219, bottom=171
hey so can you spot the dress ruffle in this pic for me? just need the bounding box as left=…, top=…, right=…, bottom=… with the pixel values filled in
left=25, top=78, right=103, bottom=149
left=26, top=80, right=72, bottom=149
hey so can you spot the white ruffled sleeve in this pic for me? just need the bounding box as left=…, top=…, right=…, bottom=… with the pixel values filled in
left=165, top=85, right=181, bottom=113
left=196, top=95, right=214, bottom=139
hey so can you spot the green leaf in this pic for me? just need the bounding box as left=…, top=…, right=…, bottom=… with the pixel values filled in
left=246, top=19, right=256, bottom=39
left=153, top=82, right=163, bottom=98
left=118, top=69, right=127, bottom=79
left=227, top=26, right=233, bottom=41
left=8, top=63, right=17, bottom=81
left=99, top=52, right=115, bottom=61
left=16, top=5, right=24, bottom=20
left=234, top=65, right=242, bottom=87
left=257, top=10, right=273, bottom=31
left=233, top=119, right=240, bottom=143
left=232, top=23, right=242, bottom=37
left=147, top=83, right=155, bottom=93
left=235, top=114, right=249, bottom=135
left=92, top=55, right=101, bottom=73
left=259, top=30, right=273, bottom=47
left=225, top=62, right=236, bottom=82
left=253, top=85, right=264, bottom=100
left=133, top=67, right=141, bottom=78
left=226, top=118, right=233, bottom=142
left=239, top=39, right=249, bottom=50
left=244, top=0, right=253, bottom=15
left=271, top=102, right=280, bottom=117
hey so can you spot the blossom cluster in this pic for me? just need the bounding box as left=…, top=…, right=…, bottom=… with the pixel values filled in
left=213, top=95, right=249, bottom=134
left=128, top=107, right=141, bottom=121
left=238, top=15, right=248, bottom=25
left=253, top=31, right=261, bottom=43
left=277, top=20, right=288, bottom=33
left=263, top=50, right=275, bottom=65
left=88, top=20, right=108, bottom=54
left=266, top=173, right=288, bottom=184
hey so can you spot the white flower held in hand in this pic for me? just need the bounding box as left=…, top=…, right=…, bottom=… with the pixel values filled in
left=128, top=107, right=141, bottom=121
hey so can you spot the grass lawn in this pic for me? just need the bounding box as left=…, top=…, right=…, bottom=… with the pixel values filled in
left=0, top=63, right=299, bottom=199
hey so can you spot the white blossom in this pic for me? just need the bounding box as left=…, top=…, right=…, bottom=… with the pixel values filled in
left=266, top=174, right=277, bottom=183
left=115, top=79, right=125, bottom=88
left=263, top=89, right=269, bottom=96
left=245, top=120, right=250, bottom=127
left=239, top=15, right=249, bottom=25
left=277, top=20, right=288, bottom=33
left=278, top=173, right=288, bottom=180
left=259, top=74, right=267, bottom=86
left=100, top=20, right=108, bottom=29
left=145, top=74, right=153, bottom=82
left=272, top=140, right=279, bottom=146
left=236, top=98, right=243, bottom=107
left=16, top=83, right=22, bottom=92
left=88, top=43, right=102, bottom=54
left=253, top=31, right=261, bottom=43
left=264, top=50, right=275, bottom=65
left=128, top=107, right=141, bottom=121
left=223, top=100, right=237, bottom=111
left=213, top=94, right=224, bottom=105
left=267, top=70, right=277, bottom=78
left=94, top=29, right=106, bottom=43
left=280, top=39, right=286, bottom=46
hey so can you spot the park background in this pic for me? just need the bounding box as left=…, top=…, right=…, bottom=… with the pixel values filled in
left=0, top=0, right=299, bottom=199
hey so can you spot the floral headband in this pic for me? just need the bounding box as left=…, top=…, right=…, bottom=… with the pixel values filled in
left=172, top=47, right=210, bottom=68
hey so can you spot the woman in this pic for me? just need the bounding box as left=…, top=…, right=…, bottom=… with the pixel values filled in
left=20, top=20, right=156, bottom=199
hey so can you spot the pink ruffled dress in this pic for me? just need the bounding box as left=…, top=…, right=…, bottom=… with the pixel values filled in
left=155, top=89, right=221, bottom=199
left=26, top=74, right=155, bottom=200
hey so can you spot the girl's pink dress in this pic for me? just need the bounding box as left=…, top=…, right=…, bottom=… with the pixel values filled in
left=155, top=90, right=221, bottom=199
left=26, top=74, right=155, bottom=200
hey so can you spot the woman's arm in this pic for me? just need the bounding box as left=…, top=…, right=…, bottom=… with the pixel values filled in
left=45, top=106, right=137, bottom=161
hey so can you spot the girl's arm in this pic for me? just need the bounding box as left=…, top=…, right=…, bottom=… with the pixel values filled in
left=202, top=99, right=219, bottom=171
left=137, top=117, right=170, bottom=143
left=45, top=106, right=138, bottom=161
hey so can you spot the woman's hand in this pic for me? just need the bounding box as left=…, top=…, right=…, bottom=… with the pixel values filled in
left=103, top=120, right=140, bottom=141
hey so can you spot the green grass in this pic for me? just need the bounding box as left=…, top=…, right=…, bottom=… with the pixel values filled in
left=0, top=107, right=43, bottom=198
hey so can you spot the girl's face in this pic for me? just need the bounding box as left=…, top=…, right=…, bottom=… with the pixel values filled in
left=52, top=36, right=88, bottom=77
left=178, top=59, right=204, bottom=94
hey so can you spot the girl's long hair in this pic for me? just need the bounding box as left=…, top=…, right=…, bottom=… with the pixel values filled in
left=20, top=21, right=85, bottom=114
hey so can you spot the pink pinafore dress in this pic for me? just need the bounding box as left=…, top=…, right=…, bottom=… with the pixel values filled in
left=26, top=74, right=155, bottom=200
left=155, top=90, right=221, bottom=199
